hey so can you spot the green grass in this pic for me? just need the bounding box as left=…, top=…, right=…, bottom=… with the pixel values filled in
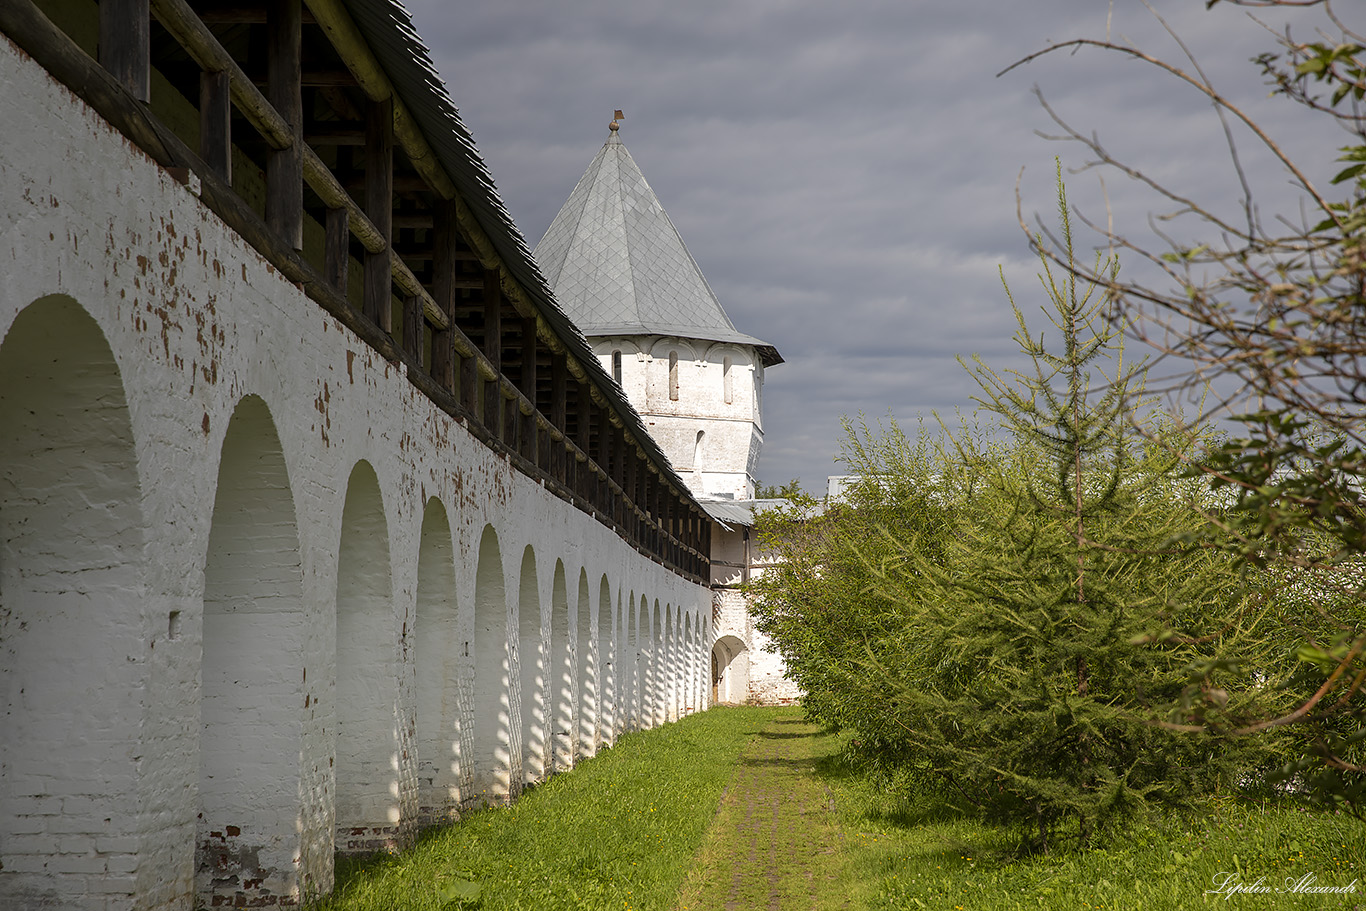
left=313, top=706, right=786, bottom=911
left=312, top=708, right=1364, bottom=910
left=820, top=744, right=1366, bottom=911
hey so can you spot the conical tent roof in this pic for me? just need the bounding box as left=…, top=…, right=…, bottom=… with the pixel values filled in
left=535, top=130, right=781, bottom=366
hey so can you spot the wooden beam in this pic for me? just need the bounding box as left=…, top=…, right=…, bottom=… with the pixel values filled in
left=345, top=174, right=434, bottom=195
left=247, top=67, right=358, bottom=87
left=305, top=124, right=365, bottom=145
left=363, top=95, right=392, bottom=331
left=100, top=0, right=150, bottom=102
left=199, top=68, right=231, bottom=180
left=302, top=68, right=354, bottom=86
left=196, top=6, right=317, bottom=24
left=265, top=0, right=303, bottom=249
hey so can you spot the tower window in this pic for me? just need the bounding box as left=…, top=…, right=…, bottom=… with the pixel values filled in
left=668, top=351, right=679, bottom=401
left=612, top=350, right=622, bottom=385
left=723, top=356, right=733, bottom=404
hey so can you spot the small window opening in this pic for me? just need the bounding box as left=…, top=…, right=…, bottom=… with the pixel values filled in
left=668, top=351, right=679, bottom=401
left=723, top=356, right=733, bottom=404
left=612, top=350, right=622, bottom=385
left=693, top=430, right=705, bottom=471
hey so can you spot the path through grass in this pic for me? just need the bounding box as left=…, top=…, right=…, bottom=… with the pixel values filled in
left=676, top=710, right=849, bottom=910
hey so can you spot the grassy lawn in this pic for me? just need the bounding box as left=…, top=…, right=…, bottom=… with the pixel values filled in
left=313, top=707, right=1364, bottom=910
left=313, top=706, right=787, bottom=911
left=821, top=746, right=1366, bottom=911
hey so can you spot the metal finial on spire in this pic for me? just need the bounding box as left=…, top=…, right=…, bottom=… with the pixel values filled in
left=609, top=109, right=624, bottom=132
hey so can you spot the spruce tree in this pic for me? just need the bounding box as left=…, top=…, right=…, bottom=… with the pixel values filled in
left=867, top=167, right=1270, bottom=852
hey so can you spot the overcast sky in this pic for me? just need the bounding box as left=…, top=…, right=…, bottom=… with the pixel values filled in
left=404, top=0, right=1349, bottom=494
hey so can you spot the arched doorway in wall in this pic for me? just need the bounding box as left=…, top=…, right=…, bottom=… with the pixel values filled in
left=415, top=499, right=461, bottom=825
left=334, top=461, right=399, bottom=854
left=472, top=526, right=511, bottom=804
left=0, top=297, right=147, bottom=906
left=198, top=395, right=305, bottom=906
left=711, top=635, right=749, bottom=705
left=517, top=547, right=544, bottom=788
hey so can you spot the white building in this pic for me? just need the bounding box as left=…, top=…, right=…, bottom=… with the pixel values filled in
left=536, top=119, right=801, bottom=704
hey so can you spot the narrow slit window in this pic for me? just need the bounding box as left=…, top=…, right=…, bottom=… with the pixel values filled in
left=612, top=350, right=622, bottom=385
left=668, top=351, right=679, bottom=401
left=723, top=356, right=733, bottom=404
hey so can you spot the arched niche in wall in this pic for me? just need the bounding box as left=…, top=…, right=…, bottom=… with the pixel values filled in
left=593, top=339, right=640, bottom=394
left=623, top=590, right=637, bottom=732
left=663, top=604, right=676, bottom=723
left=517, top=546, right=544, bottom=788
left=0, top=296, right=147, bottom=905
left=576, top=569, right=595, bottom=759
left=683, top=616, right=696, bottom=716
left=415, top=498, right=461, bottom=825
left=651, top=600, right=665, bottom=727
left=598, top=578, right=616, bottom=747
left=637, top=595, right=652, bottom=729
left=471, top=526, right=511, bottom=803
left=549, top=560, right=574, bottom=773
left=334, top=461, right=399, bottom=853
left=198, top=395, right=305, bottom=906
left=647, top=338, right=698, bottom=408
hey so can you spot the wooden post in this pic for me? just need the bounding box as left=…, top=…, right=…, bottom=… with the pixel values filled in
left=403, top=294, right=422, bottom=367
left=520, top=317, right=537, bottom=462
left=482, top=269, right=501, bottom=433
left=265, top=0, right=302, bottom=249
left=503, top=395, right=518, bottom=451
left=199, top=69, right=231, bottom=180
left=431, top=202, right=458, bottom=392
left=551, top=354, right=567, bottom=482
left=610, top=428, right=624, bottom=524
left=99, top=0, right=149, bottom=102
left=363, top=96, right=393, bottom=331
left=460, top=352, right=477, bottom=414
left=325, top=206, right=348, bottom=293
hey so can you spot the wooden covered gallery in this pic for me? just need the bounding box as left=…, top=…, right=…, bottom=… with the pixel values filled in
left=0, top=0, right=712, bottom=577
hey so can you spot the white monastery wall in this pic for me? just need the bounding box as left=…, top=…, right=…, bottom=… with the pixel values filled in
left=0, top=38, right=710, bottom=911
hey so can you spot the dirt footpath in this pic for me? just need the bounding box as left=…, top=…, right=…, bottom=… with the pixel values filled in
left=676, top=713, right=850, bottom=911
